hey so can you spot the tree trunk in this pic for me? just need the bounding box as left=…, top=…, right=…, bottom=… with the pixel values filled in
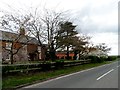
left=73, top=50, right=77, bottom=60
left=10, top=53, right=14, bottom=64
left=49, top=41, right=56, bottom=61
left=66, top=46, right=69, bottom=60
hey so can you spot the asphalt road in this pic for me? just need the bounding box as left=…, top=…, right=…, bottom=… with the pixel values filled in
left=20, top=60, right=119, bottom=89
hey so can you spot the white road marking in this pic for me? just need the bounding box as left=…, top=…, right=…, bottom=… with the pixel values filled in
left=97, top=69, right=114, bottom=81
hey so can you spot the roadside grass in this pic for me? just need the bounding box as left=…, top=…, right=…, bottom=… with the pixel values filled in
left=2, top=60, right=117, bottom=89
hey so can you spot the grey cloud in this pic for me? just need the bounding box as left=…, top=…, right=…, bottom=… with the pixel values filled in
left=79, top=23, right=118, bottom=34
left=70, top=2, right=117, bottom=35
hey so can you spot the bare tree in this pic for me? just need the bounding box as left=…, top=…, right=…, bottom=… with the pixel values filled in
left=41, top=9, right=66, bottom=47
left=0, top=10, right=31, bottom=64
left=40, top=9, right=67, bottom=60
left=95, top=43, right=111, bottom=55
left=23, top=8, right=67, bottom=61
left=23, top=7, right=47, bottom=45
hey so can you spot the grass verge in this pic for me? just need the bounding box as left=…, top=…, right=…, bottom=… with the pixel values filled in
left=2, top=60, right=117, bottom=89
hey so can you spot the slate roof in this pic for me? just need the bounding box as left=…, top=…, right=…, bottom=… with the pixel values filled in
left=0, top=30, right=40, bottom=45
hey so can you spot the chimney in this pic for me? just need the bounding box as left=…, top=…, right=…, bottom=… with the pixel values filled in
left=20, top=26, right=25, bottom=35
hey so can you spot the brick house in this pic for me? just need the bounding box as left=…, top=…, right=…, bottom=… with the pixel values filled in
left=0, top=29, right=46, bottom=64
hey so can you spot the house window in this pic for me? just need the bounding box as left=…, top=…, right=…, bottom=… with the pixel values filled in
left=6, top=43, right=12, bottom=50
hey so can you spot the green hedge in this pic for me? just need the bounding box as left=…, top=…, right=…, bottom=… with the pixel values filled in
left=106, top=56, right=117, bottom=61
left=2, top=59, right=98, bottom=75
left=88, top=55, right=118, bottom=63
left=2, top=64, right=41, bottom=74
left=88, top=56, right=105, bottom=63
left=41, top=61, right=52, bottom=71
left=55, top=60, right=64, bottom=69
left=2, top=60, right=64, bottom=74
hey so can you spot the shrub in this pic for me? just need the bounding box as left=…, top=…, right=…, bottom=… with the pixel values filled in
left=99, top=57, right=106, bottom=63
left=106, top=56, right=117, bottom=61
left=55, top=60, right=64, bottom=69
left=2, top=63, right=41, bottom=74
left=41, top=61, right=52, bottom=71
left=88, top=56, right=97, bottom=63
left=88, top=56, right=105, bottom=63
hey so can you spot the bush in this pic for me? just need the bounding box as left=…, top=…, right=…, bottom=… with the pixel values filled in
left=88, top=56, right=97, bottom=63
left=88, top=56, right=105, bottom=63
left=2, top=63, right=42, bottom=75
left=106, top=56, right=117, bottom=61
left=99, top=57, right=106, bottom=63
left=55, top=60, right=64, bottom=69
left=41, top=61, right=52, bottom=71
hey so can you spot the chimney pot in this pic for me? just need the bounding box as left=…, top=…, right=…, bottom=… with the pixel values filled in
left=20, top=27, right=25, bottom=35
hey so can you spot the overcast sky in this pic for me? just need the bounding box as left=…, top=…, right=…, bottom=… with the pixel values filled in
left=0, top=0, right=118, bottom=55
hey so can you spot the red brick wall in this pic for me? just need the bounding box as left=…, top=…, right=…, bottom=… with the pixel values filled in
left=27, top=44, right=37, bottom=53
left=56, top=53, right=74, bottom=60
